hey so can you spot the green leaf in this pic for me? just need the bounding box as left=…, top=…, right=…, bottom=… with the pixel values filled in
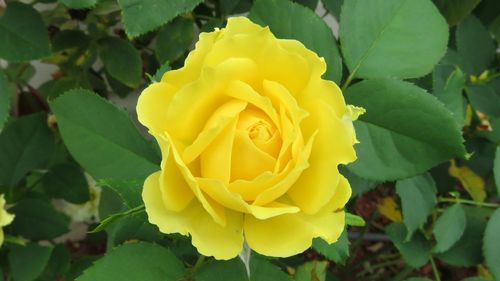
left=312, top=229, right=349, bottom=264
left=42, top=162, right=90, bottom=204
left=249, top=0, right=342, bottom=83
left=385, top=223, right=432, bottom=268
left=437, top=206, right=488, bottom=266
left=105, top=212, right=161, bottom=247
left=295, top=261, right=327, bottom=281
left=38, top=244, right=71, bottom=281
left=432, top=0, right=481, bottom=26
left=433, top=66, right=466, bottom=127
left=340, top=166, right=377, bottom=197
left=220, top=0, right=241, bottom=16
left=98, top=37, right=142, bottom=88
left=483, top=208, right=500, bottom=280
left=155, top=17, right=194, bottom=64
left=345, top=213, right=366, bottom=226
left=76, top=242, right=186, bottom=281
left=117, top=0, right=203, bottom=38
left=8, top=243, right=54, bottom=281
left=322, top=0, right=343, bottom=19
left=405, top=278, right=432, bottom=281
left=59, top=0, right=98, bottom=9
left=11, top=198, right=69, bottom=240
left=396, top=173, right=437, bottom=240
left=494, top=146, right=500, bottom=196
left=98, top=178, right=143, bottom=208
left=466, top=83, right=500, bottom=118
left=195, top=259, right=247, bottom=281
left=153, top=62, right=170, bottom=82
left=456, top=16, right=496, bottom=75
left=0, top=70, right=10, bottom=131
left=0, top=113, right=55, bottom=187
left=340, top=0, right=448, bottom=79
left=293, top=0, right=319, bottom=10
left=49, top=89, right=159, bottom=181
left=0, top=2, right=51, bottom=61
left=433, top=204, right=466, bottom=253
left=250, top=257, right=292, bottom=281
left=345, top=79, right=466, bottom=181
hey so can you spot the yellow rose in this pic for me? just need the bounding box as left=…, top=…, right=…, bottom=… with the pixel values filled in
left=137, top=17, right=362, bottom=259
left=0, top=194, right=15, bottom=246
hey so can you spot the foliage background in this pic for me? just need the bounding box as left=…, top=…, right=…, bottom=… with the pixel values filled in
left=0, top=0, right=499, bottom=280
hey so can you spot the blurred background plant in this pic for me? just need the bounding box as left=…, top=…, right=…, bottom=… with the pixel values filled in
left=0, top=0, right=499, bottom=280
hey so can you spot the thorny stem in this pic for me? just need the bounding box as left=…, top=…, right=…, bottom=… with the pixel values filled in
left=438, top=197, right=500, bottom=208
left=191, top=255, right=206, bottom=274
left=430, top=255, right=441, bottom=281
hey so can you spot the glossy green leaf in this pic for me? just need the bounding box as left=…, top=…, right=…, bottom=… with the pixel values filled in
left=461, top=278, right=489, bottom=281
left=8, top=243, right=54, bottom=281
left=59, top=0, right=98, bottom=9
left=295, top=261, right=327, bottom=281
left=345, top=79, right=466, bottom=181
left=312, top=229, right=349, bottom=264
left=346, top=213, right=366, bottom=226
left=42, top=162, right=90, bottom=204
left=340, top=0, right=448, bottom=79
left=195, top=259, right=247, bottom=281
left=432, top=0, right=481, bottom=26
left=293, top=0, right=319, bottom=10
left=50, top=89, right=159, bottom=181
left=249, top=0, right=342, bottom=83
left=38, top=244, right=71, bottom=281
left=155, top=17, right=194, bottom=64
left=385, top=223, right=432, bottom=268
left=117, top=0, right=203, bottom=38
left=76, top=242, right=186, bottom=281
left=105, top=212, right=161, bottom=247
left=322, top=0, right=343, bottom=19
left=0, top=2, right=51, bottom=61
left=0, top=70, right=10, bottom=131
left=98, top=37, right=142, bottom=88
left=0, top=114, right=55, bottom=187
left=456, top=16, right=496, bottom=75
left=396, top=173, right=437, bottom=240
left=340, top=166, right=377, bottom=197
left=98, top=179, right=143, bottom=209
left=153, top=62, right=170, bottom=82
left=484, top=208, right=500, bottom=280
left=432, top=204, right=466, bottom=253
left=437, top=206, right=488, bottom=266
left=250, top=258, right=292, bottom=281
left=11, top=198, right=69, bottom=240
left=433, top=66, right=466, bottom=126
left=466, top=83, right=500, bottom=118
left=494, top=146, right=500, bottom=196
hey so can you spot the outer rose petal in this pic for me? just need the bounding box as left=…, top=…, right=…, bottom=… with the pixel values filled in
left=136, top=82, right=177, bottom=133
left=159, top=144, right=194, bottom=212
left=143, top=172, right=244, bottom=260
left=243, top=177, right=350, bottom=257
left=244, top=210, right=345, bottom=257
left=288, top=99, right=356, bottom=214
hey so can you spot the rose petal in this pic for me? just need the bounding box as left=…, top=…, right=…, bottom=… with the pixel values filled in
left=143, top=172, right=244, bottom=260
left=158, top=145, right=194, bottom=212
left=244, top=209, right=345, bottom=257
left=156, top=133, right=227, bottom=226
left=231, top=130, right=276, bottom=181
left=287, top=99, right=356, bottom=214
left=165, top=58, right=259, bottom=145
left=136, top=82, right=177, bottom=133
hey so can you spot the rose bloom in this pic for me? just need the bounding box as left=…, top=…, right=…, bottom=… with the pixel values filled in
left=137, top=17, right=362, bottom=259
